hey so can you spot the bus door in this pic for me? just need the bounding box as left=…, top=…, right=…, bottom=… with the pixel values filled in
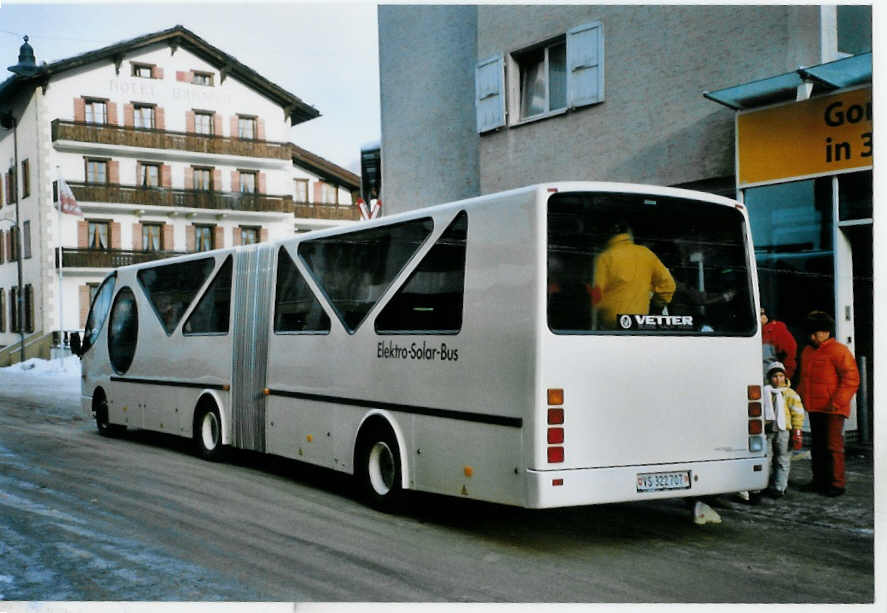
left=230, top=244, right=275, bottom=452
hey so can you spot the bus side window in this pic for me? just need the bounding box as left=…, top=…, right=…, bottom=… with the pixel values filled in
left=183, top=256, right=233, bottom=335
left=274, top=247, right=330, bottom=333
left=298, top=218, right=434, bottom=333
left=375, top=211, right=467, bottom=334
left=137, top=258, right=215, bottom=335
left=108, top=286, right=138, bottom=374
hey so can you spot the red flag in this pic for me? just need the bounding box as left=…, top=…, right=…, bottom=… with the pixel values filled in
left=58, top=177, right=83, bottom=216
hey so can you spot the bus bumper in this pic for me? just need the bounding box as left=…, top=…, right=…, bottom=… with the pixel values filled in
left=526, top=456, right=769, bottom=509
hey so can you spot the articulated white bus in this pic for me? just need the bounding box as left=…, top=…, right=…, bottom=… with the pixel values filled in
left=79, top=182, right=768, bottom=509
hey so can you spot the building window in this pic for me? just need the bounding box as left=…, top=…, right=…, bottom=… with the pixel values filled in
left=476, top=22, right=604, bottom=132
left=294, top=179, right=309, bottom=203
left=86, top=159, right=108, bottom=184
left=838, top=5, right=872, bottom=56
left=192, top=71, right=213, bottom=86
left=10, top=286, right=18, bottom=333
left=84, top=99, right=107, bottom=124
left=240, top=227, right=259, bottom=245
left=140, top=163, right=160, bottom=187
left=515, top=40, right=567, bottom=120
left=240, top=171, right=257, bottom=193
left=193, top=167, right=212, bottom=191
left=24, top=284, right=33, bottom=333
left=23, top=220, right=31, bottom=259
left=21, top=159, right=30, bottom=198
left=194, top=112, right=214, bottom=135
left=237, top=115, right=257, bottom=139
left=6, top=167, right=16, bottom=203
left=321, top=182, right=338, bottom=204
left=88, top=221, right=110, bottom=250
left=142, top=223, right=162, bottom=251
left=8, top=226, right=19, bottom=261
left=132, top=63, right=153, bottom=78
left=0, top=288, right=5, bottom=333
left=134, top=104, right=155, bottom=129
left=194, top=225, right=214, bottom=252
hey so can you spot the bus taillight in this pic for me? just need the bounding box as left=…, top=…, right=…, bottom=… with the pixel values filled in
left=548, top=447, right=564, bottom=463
left=547, top=389, right=565, bottom=463
left=748, top=420, right=763, bottom=435
left=747, top=385, right=761, bottom=400
left=747, top=402, right=762, bottom=417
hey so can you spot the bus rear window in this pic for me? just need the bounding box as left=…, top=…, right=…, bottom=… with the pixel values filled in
left=547, top=192, right=755, bottom=335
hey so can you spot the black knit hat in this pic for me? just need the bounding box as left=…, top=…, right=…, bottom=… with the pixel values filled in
left=805, top=310, right=835, bottom=334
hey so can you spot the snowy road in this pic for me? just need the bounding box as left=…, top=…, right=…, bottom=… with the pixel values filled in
left=0, top=358, right=875, bottom=603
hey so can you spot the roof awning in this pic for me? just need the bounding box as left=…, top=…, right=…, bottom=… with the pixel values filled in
left=704, top=52, right=872, bottom=110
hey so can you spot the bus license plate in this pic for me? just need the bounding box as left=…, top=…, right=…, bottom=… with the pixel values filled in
left=636, top=471, right=691, bottom=492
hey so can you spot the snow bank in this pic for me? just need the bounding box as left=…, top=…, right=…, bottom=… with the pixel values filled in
left=0, top=355, right=82, bottom=418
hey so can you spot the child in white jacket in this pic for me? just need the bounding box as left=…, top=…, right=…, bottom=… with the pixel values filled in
left=762, top=361, right=806, bottom=497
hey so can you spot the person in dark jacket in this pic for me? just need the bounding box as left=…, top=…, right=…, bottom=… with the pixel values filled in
left=796, top=311, right=860, bottom=497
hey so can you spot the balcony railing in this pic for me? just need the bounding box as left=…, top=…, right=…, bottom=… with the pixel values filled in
left=57, top=248, right=187, bottom=269
left=293, top=203, right=360, bottom=221
left=68, top=181, right=297, bottom=214
left=51, top=119, right=291, bottom=160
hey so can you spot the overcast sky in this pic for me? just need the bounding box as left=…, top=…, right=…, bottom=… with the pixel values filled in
left=0, top=0, right=380, bottom=173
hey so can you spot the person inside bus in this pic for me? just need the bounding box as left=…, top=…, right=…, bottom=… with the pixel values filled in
left=589, top=220, right=676, bottom=329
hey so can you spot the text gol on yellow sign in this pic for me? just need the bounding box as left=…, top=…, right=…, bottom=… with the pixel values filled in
left=737, top=87, right=872, bottom=186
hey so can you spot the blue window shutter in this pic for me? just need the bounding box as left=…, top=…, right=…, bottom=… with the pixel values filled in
left=476, top=55, right=505, bottom=133
left=567, top=22, right=604, bottom=108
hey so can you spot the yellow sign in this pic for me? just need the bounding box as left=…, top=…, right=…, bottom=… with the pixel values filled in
left=737, top=87, right=872, bottom=186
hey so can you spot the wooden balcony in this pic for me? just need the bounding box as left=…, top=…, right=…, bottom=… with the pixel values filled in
left=293, top=202, right=360, bottom=221
left=57, top=248, right=187, bottom=269
left=68, top=181, right=296, bottom=214
left=51, top=119, right=291, bottom=160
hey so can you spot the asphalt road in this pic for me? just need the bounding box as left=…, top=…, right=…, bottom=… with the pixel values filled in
left=0, top=382, right=874, bottom=603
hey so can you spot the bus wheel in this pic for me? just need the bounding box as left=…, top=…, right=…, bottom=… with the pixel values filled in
left=94, top=392, right=124, bottom=437
left=194, top=401, right=225, bottom=462
left=356, top=427, right=402, bottom=511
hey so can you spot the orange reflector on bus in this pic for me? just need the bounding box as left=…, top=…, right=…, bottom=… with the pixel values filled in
left=748, top=420, right=763, bottom=435
left=747, top=402, right=762, bottom=417
left=263, top=388, right=271, bottom=396
left=222, top=384, right=230, bottom=391
left=464, top=466, right=473, bottom=477
left=548, top=447, right=564, bottom=463
left=747, top=385, right=761, bottom=400
left=548, top=388, right=564, bottom=405
left=548, top=408, right=564, bottom=425
left=548, top=427, right=564, bottom=444
left=552, top=478, right=564, bottom=486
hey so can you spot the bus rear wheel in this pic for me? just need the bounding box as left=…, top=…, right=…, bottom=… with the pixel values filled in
left=356, top=427, right=402, bottom=512
left=194, top=401, right=225, bottom=462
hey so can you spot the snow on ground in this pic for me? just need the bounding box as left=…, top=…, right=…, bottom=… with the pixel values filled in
left=0, top=355, right=82, bottom=417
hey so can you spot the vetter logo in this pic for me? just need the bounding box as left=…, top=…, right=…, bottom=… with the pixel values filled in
left=619, top=315, right=694, bottom=330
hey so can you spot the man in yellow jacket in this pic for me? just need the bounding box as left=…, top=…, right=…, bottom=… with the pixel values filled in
left=590, top=223, right=676, bottom=329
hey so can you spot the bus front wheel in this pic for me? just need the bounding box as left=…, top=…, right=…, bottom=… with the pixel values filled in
left=194, top=401, right=225, bottom=462
left=356, top=427, right=402, bottom=512
left=94, top=392, right=124, bottom=437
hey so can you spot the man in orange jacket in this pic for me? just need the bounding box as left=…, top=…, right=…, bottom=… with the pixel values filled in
left=796, top=311, right=860, bottom=497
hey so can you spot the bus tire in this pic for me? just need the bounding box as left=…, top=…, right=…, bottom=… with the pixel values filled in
left=356, top=425, right=403, bottom=512
left=194, top=400, right=225, bottom=462
left=94, top=390, right=124, bottom=437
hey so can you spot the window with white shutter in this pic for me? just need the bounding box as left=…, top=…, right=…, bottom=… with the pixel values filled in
left=475, top=55, right=506, bottom=133
left=566, top=22, right=604, bottom=109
